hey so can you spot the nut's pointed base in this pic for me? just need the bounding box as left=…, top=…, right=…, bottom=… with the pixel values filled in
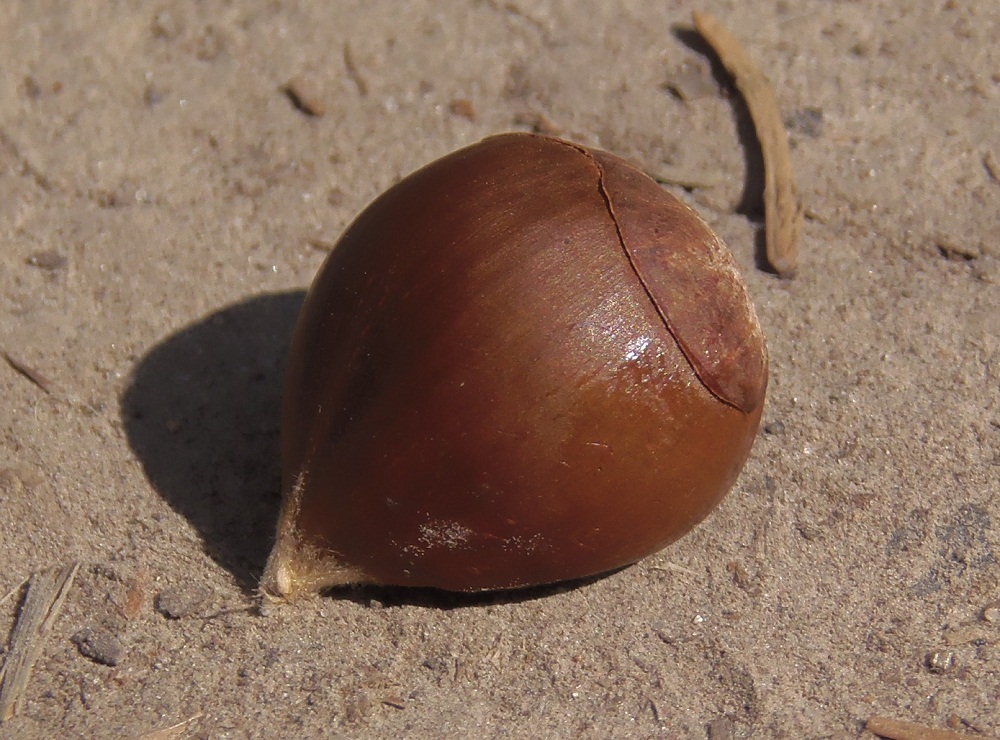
left=258, top=475, right=372, bottom=600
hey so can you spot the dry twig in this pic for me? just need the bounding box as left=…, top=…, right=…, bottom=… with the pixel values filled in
left=692, top=11, right=801, bottom=276
left=1, top=350, right=54, bottom=394
left=866, top=715, right=999, bottom=740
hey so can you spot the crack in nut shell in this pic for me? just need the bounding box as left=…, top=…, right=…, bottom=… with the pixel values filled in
left=588, top=149, right=767, bottom=414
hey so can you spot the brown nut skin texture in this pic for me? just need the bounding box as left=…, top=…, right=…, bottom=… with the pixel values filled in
left=274, top=133, right=767, bottom=593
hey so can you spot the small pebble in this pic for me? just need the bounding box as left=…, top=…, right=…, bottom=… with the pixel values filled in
left=23, top=75, right=42, bottom=99
left=156, top=585, right=211, bottom=619
left=72, top=628, right=124, bottom=667
left=925, top=649, right=955, bottom=675
left=448, top=98, right=477, bottom=121
left=935, top=236, right=981, bottom=262
left=785, top=107, right=825, bottom=139
left=763, top=420, right=785, bottom=435
left=25, top=250, right=67, bottom=271
left=422, top=656, right=450, bottom=675
left=283, top=77, right=326, bottom=117
left=982, top=602, right=1000, bottom=623
left=707, top=716, right=735, bottom=740
left=663, top=60, right=717, bottom=101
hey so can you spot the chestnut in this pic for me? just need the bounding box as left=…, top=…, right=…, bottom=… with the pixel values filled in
left=261, top=133, right=767, bottom=596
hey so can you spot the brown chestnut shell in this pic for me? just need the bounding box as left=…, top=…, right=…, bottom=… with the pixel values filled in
left=262, top=133, right=767, bottom=596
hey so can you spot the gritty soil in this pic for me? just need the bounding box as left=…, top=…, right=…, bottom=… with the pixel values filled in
left=1, top=2, right=998, bottom=738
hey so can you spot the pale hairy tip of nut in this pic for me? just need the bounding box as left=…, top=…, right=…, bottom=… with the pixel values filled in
left=259, top=473, right=372, bottom=602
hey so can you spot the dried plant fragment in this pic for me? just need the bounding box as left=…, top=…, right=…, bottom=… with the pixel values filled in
left=866, top=715, right=998, bottom=740
left=693, top=11, right=801, bottom=276
left=0, top=564, right=79, bottom=722
left=139, top=713, right=203, bottom=740
left=2, top=350, right=54, bottom=394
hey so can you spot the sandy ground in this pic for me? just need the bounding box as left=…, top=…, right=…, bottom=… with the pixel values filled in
left=1, top=1, right=998, bottom=738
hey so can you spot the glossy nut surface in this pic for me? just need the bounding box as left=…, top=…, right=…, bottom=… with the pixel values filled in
left=262, top=133, right=767, bottom=595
